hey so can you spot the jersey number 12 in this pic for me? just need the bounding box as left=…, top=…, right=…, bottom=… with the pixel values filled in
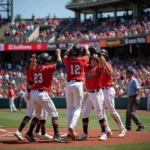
left=71, top=65, right=80, bottom=75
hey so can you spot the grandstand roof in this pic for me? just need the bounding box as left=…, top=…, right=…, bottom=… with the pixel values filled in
left=66, top=0, right=150, bottom=13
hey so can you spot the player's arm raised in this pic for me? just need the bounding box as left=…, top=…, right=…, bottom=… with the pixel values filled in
left=29, top=54, right=36, bottom=69
left=100, top=55, right=113, bottom=75
left=55, top=49, right=63, bottom=69
left=84, top=45, right=90, bottom=59
left=63, top=43, right=73, bottom=57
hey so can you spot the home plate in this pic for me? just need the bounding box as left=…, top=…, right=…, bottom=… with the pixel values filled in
left=61, top=132, right=78, bottom=137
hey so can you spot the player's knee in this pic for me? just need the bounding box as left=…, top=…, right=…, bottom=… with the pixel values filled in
left=108, top=109, right=116, bottom=114
left=97, top=114, right=104, bottom=120
left=27, top=113, right=34, bottom=118
left=50, top=112, right=59, bottom=118
left=82, top=110, right=90, bottom=118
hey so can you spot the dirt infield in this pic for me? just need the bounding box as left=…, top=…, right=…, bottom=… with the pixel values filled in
left=0, top=128, right=150, bottom=149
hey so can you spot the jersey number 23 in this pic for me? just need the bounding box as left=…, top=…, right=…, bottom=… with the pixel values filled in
left=34, top=73, right=43, bottom=83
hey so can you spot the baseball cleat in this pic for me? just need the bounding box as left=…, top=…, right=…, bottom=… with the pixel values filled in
left=40, top=133, right=53, bottom=140
left=68, top=127, right=76, bottom=140
left=33, top=132, right=41, bottom=138
left=106, top=130, right=113, bottom=136
left=99, top=132, right=107, bottom=141
left=136, top=126, right=145, bottom=131
left=14, top=130, right=24, bottom=141
left=25, top=132, right=36, bottom=142
left=53, top=134, right=68, bottom=143
left=119, top=128, right=127, bottom=137
left=76, top=132, right=89, bottom=140
left=98, top=130, right=113, bottom=137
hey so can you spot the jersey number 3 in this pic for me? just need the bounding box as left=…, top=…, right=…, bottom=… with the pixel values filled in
left=71, top=65, right=80, bottom=75
left=34, top=73, right=43, bottom=83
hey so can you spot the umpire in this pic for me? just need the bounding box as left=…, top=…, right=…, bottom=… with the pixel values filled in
left=119, top=68, right=145, bottom=131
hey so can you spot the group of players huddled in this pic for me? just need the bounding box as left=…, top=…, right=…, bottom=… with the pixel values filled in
left=14, top=43, right=127, bottom=143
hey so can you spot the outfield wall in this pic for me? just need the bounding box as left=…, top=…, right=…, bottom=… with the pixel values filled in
left=0, top=97, right=147, bottom=110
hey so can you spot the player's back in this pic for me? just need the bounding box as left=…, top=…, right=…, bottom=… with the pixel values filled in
left=64, top=56, right=88, bottom=81
left=32, top=65, right=55, bottom=92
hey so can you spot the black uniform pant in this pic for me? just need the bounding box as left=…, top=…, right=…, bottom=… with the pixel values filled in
left=17, top=97, right=23, bottom=110
left=126, top=95, right=143, bottom=129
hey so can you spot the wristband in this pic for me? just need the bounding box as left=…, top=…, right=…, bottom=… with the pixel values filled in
left=29, top=80, right=34, bottom=85
left=27, top=89, right=31, bottom=93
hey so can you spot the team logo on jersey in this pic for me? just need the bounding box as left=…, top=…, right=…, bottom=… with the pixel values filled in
left=85, top=72, right=97, bottom=78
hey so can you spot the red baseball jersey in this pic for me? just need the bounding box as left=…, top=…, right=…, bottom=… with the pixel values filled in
left=31, top=64, right=56, bottom=92
left=84, top=64, right=103, bottom=90
left=64, top=56, right=88, bottom=81
left=9, top=89, right=15, bottom=98
left=101, top=63, right=113, bottom=87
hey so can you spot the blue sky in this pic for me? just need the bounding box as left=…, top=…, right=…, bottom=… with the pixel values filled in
left=13, top=0, right=74, bottom=19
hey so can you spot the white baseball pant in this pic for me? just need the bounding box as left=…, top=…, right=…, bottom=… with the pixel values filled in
left=9, top=97, right=17, bottom=112
left=31, top=90, right=58, bottom=120
left=82, top=92, right=111, bottom=133
left=24, top=91, right=35, bottom=118
left=66, top=80, right=83, bottom=128
left=87, top=89, right=104, bottom=120
left=103, top=87, right=125, bottom=130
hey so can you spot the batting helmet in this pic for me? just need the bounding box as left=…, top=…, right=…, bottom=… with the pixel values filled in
left=90, top=53, right=99, bottom=63
left=72, top=44, right=82, bottom=56
left=100, top=49, right=108, bottom=58
left=37, top=53, right=51, bottom=64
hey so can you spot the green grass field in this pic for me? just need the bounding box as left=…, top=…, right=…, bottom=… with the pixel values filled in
left=0, top=109, right=150, bottom=150
left=0, top=143, right=150, bottom=150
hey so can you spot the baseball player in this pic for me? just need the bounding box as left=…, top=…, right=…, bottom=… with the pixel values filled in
left=8, top=85, right=17, bottom=112
left=14, top=55, right=52, bottom=141
left=25, top=50, right=67, bottom=143
left=77, top=53, right=107, bottom=141
left=100, top=49, right=127, bottom=137
left=146, top=86, right=150, bottom=111
left=63, top=44, right=90, bottom=140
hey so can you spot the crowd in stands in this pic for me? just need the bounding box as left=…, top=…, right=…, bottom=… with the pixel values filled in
left=57, top=11, right=150, bottom=41
left=2, top=14, right=71, bottom=43
left=0, top=55, right=149, bottom=98
left=1, top=11, right=150, bottom=43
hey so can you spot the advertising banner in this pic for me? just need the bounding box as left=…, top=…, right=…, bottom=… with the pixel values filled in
left=146, top=36, right=150, bottom=43
left=125, top=37, right=146, bottom=45
left=79, top=40, right=102, bottom=48
left=47, top=43, right=67, bottom=50
left=105, top=39, right=124, bottom=47
left=4, top=43, right=47, bottom=51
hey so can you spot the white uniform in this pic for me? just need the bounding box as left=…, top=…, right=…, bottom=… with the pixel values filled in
left=103, top=87, right=125, bottom=131
left=64, top=55, right=88, bottom=129
left=101, top=63, right=126, bottom=135
left=24, top=91, right=48, bottom=120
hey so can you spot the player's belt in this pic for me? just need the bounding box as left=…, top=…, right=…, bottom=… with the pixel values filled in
left=102, top=86, right=112, bottom=90
left=33, top=90, right=43, bottom=92
left=88, top=89, right=100, bottom=93
left=67, top=80, right=82, bottom=82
